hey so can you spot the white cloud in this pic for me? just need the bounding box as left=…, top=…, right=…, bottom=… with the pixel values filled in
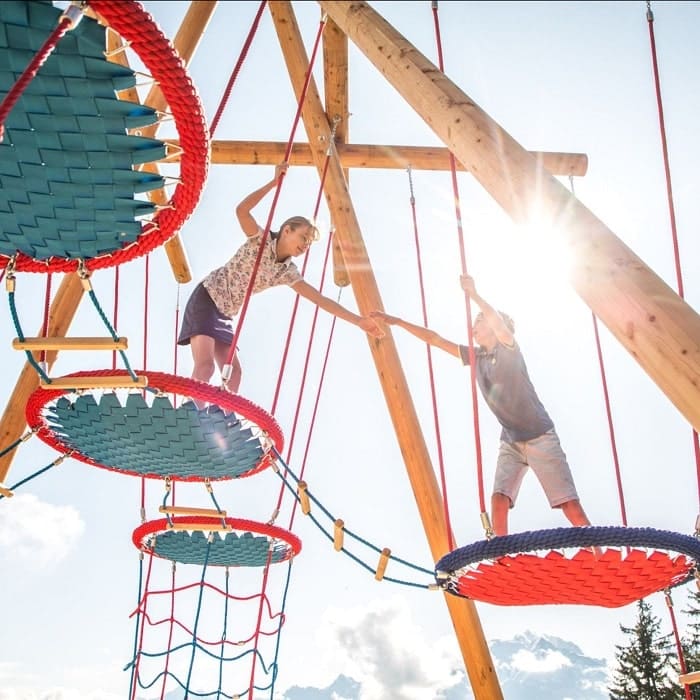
left=316, top=596, right=464, bottom=700
left=0, top=493, right=84, bottom=566
left=510, top=648, right=572, bottom=673
left=0, top=689, right=122, bottom=700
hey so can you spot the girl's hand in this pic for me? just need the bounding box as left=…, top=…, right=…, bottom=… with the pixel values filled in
left=274, top=162, right=289, bottom=181
left=359, top=315, right=385, bottom=338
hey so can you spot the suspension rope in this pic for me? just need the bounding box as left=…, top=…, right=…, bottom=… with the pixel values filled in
left=665, top=589, right=693, bottom=700
left=223, top=12, right=328, bottom=373
left=568, top=177, right=628, bottom=527
left=646, top=4, right=697, bottom=685
left=208, top=1, right=267, bottom=137
left=646, top=0, right=700, bottom=519
left=406, top=166, right=454, bottom=550
left=431, top=1, right=489, bottom=531
left=0, top=5, right=83, bottom=141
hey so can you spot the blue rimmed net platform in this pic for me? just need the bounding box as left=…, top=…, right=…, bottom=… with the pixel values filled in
left=0, top=0, right=208, bottom=273
left=25, top=370, right=284, bottom=481
left=435, top=526, right=700, bottom=608
left=132, top=516, right=302, bottom=567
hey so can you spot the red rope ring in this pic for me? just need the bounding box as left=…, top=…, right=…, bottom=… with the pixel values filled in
left=1, top=0, right=209, bottom=273
left=25, top=370, right=284, bottom=480
left=133, top=516, right=302, bottom=563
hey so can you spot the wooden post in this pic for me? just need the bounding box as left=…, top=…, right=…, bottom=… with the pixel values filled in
left=268, top=3, right=502, bottom=698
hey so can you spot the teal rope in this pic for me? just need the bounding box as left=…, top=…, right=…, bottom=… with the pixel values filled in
left=0, top=454, right=69, bottom=499
left=269, top=559, right=294, bottom=697
left=86, top=288, right=138, bottom=382
left=7, top=288, right=50, bottom=382
left=271, top=448, right=435, bottom=589
left=184, top=536, right=213, bottom=694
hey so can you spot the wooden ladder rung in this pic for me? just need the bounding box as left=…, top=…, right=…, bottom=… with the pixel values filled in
left=13, top=337, right=128, bottom=351
left=159, top=505, right=227, bottom=518
left=168, top=523, right=232, bottom=532
left=39, top=375, right=148, bottom=390
left=680, top=671, right=700, bottom=685
left=0, top=484, right=14, bottom=498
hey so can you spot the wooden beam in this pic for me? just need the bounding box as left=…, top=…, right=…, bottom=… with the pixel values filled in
left=323, top=15, right=351, bottom=286
left=319, top=0, right=700, bottom=433
left=40, top=375, right=148, bottom=390
left=12, top=337, right=128, bottom=351
left=0, top=274, right=84, bottom=482
left=193, top=139, right=589, bottom=176
left=268, top=4, right=502, bottom=698
left=680, top=670, right=700, bottom=685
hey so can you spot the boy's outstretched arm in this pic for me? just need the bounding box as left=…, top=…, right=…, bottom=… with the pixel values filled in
left=370, top=311, right=462, bottom=358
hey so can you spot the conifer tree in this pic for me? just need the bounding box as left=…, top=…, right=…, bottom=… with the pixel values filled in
left=608, top=598, right=683, bottom=699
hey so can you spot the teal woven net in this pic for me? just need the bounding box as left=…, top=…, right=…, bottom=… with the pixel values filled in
left=151, top=530, right=292, bottom=567
left=0, top=0, right=166, bottom=260
left=45, top=393, right=267, bottom=480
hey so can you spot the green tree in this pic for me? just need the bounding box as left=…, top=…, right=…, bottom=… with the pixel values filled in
left=609, top=598, right=683, bottom=699
left=680, top=588, right=700, bottom=699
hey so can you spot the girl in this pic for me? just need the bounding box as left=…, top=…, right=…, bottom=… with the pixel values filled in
left=178, top=163, right=383, bottom=394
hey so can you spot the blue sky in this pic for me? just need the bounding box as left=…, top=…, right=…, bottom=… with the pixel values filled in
left=1, top=1, right=700, bottom=698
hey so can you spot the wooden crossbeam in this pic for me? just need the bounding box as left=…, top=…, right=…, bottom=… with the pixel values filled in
left=680, top=671, right=700, bottom=685
left=176, top=139, right=589, bottom=177
left=13, top=337, right=128, bottom=351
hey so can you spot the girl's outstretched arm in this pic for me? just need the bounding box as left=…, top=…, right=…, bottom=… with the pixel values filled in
left=293, top=281, right=384, bottom=338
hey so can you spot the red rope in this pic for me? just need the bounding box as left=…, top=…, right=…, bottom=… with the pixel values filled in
left=208, top=1, right=267, bottom=137
left=568, top=177, right=628, bottom=526
left=40, top=273, right=52, bottom=367
left=271, top=155, right=334, bottom=521
left=431, top=2, right=487, bottom=520
left=406, top=168, right=455, bottom=550
left=646, top=2, right=700, bottom=511
left=665, top=589, right=692, bottom=700
left=224, top=14, right=328, bottom=369
left=0, top=13, right=74, bottom=141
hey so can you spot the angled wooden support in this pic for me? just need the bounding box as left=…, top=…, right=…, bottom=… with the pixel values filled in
left=0, top=273, right=85, bottom=483
left=268, top=3, right=502, bottom=698
left=13, top=337, right=128, bottom=351
left=103, top=1, right=219, bottom=284
left=319, top=0, right=700, bottom=434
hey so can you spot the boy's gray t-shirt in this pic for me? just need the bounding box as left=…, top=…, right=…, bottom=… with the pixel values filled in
left=459, top=341, right=554, bottom=443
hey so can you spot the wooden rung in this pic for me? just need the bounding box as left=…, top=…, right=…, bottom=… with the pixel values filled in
left=375, top=547, right=391, bottom=581
left=333, top=518, right=345, bottom=551
left=298, top=480, right=310, bottom=515
left=0, top=485, right=14, bottom=498
left=13, top=336, right=128, bottom=351
left=40, top=375, right=148, bottom=390
left=168, top=523, right=231, bottom=532
left=159, top=505, right=227, bottom=518
left=680, top=671, right=700, bottom=685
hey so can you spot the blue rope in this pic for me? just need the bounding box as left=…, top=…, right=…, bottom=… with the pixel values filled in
left=184, top=537, right=213, bottom=695
left=271, top=448, right=435, bottom=588
left=435, top=526, right=700, bottom=577
left=85, top=286, right=138, bottom=381
left=7, top=288, right=50, bottom=382
left=0, top=454, right=69, bottom=500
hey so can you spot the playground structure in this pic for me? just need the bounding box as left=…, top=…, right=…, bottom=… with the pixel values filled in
left=1, top=1, right=700, bottom=698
